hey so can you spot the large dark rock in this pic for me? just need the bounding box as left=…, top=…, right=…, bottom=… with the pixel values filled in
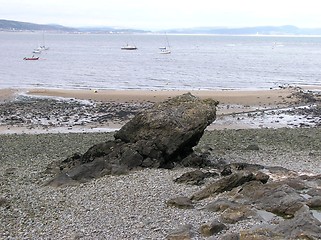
left=46, top=93, right=218, bottom=186
left=114, top=93, right=218, bottom=166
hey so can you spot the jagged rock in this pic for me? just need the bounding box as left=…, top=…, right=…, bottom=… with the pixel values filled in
left=184, top=159, right=321, bottom=239
left=199, top=220, right=227, bottom=237
left=46, top=93, right=218, bottom=185
left=166, top=197, right=194, bottom=209
left=273, top=205, right=321, bottom=239
left=174, top=170, right=218, bottom=185
left=235, top=180, right=306, bottom=218
left=114, top=93, right=218, bottom=166
left=246, top=182, right=305, bottom=217
left=191, top=172, right=255, bottom=201
left=179, top=153, right=212, bottom=168
left=174, top=170, right=207, bottom=185
left=240, top=205, right=321, bottom=239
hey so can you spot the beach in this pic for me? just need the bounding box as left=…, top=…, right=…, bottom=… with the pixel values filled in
left=1, top=86, right=321, bottom=239
left=1, top=128, right=321, bottom=239
left=1, top=86, right=317, bottom=134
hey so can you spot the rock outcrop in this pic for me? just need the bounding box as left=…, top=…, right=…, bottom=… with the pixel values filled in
left=46, top=93, right=218, bottom=186
left=167, top=165, right=321, bottom=239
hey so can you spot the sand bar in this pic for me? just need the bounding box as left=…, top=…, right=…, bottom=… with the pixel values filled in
left=24, top=87, right=298, bottom=107
left=1, top=86, right=319, bottom=134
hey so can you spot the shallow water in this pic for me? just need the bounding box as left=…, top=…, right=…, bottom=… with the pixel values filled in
left=1, top=32, right=321, bottom=90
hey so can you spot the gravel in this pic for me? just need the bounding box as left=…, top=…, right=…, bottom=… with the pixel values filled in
left=1, top=128, right=321, bottom=239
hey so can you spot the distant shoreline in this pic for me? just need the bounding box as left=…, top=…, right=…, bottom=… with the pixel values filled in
left=2, top=31, right=321, bottom=38
left=2, top=19, right=321, bottom=35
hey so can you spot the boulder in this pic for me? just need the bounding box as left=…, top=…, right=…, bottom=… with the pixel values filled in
left=46, top=93, right=218, bottom=185
left=114, top=93, right=218, bottom=166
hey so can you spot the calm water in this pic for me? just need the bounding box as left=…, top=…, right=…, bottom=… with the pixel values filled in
left=1, top=32, right=321, bottom=90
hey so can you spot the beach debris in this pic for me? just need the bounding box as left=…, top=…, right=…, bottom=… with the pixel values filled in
left=46, top=93, right=218, bottom=186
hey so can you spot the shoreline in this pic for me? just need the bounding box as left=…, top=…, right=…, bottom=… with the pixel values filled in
left=1, top=87, right=321, bottom=238
left=1, top=87, right=300, bottom=105
left=24, top=87, right=298, bottom=106
left=1, top=86, right=321, bottom=134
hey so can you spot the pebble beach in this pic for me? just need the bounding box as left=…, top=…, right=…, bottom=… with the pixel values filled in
left=1, top=128, right=321, bottom=239
left=1, top=87, right=321, bottom=239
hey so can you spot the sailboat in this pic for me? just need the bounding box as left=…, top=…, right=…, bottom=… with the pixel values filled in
left=40, top=31, right=49, bottom=50
left=121, top=36, right=137, bottom=50
left=159, top=33, right=171, bottom=54
left=32, top=32, right=49, bottom=53
left=121, top=44, right=137, bottom=50
left=23, top=55, right=39, bottom=60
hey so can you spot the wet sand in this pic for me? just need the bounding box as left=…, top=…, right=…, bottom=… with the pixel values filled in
left=0, top=86, right=320, bottom=134
left=25, top=87, right=298, bottom=108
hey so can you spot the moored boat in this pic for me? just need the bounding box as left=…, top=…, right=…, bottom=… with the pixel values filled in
left=159, top=33, right=171, bottom=54
left=23, top=56, right=39, bottom=60
left=159, top=47, right=171, bottom=54
left=121, top=44, right=137, bottom=50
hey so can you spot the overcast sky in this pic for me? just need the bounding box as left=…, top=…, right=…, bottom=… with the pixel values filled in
left=1, top=0, right=321, bottom=30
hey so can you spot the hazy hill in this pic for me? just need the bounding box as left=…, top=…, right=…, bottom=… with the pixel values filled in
left=166, top=25, right=321, bottom=35
left=77, top=26, right=150, bottom=34
left=0, top=19, right=77, bottom=32
left=1, top=19, right=321, bottom=35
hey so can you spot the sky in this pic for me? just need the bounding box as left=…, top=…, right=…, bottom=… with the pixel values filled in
left=1, top=0, right=321, bottom=30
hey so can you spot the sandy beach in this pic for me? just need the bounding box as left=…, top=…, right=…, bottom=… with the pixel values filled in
left=1, top=85, right=321, bottom=134
left=25, top=87, right=298, bottom=107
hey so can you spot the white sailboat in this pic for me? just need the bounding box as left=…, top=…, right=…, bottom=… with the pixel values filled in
left=121, top=43, right=137, bottom=50
left=159, top=33, right=171, bottom=54
left=40, top=31, right=49, bottom=50
left=32, top=32, right=49, bottom=53
left=121, top=36, right=137, bottom=50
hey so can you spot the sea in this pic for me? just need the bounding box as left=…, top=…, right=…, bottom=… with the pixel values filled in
left=1, top=32, right=321, bottom=91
